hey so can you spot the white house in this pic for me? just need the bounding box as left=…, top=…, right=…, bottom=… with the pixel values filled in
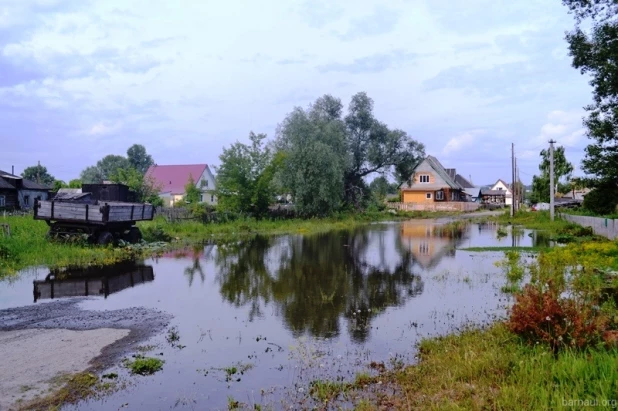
left=146, top=164, right=217, bottom=207
left=490, top=179, right=513, bottom=206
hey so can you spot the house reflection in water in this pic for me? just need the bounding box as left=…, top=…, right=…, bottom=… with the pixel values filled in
left=33, top=261, right=154, bottom=302
left=400, top=221, right=468, bottom=269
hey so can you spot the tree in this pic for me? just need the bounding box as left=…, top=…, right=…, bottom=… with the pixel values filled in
left=275, top=92, right=424, bottom=215
left=109, top=167, right=163, bottom=206
left=21, top=164, right=54, bottom=186
left=80, top=155, right=131, bottom=184
left=564, top=0, right=618, bottom=186
left=369, top=176, right=398, bottom=201
left=68, top=179, right=82, bottom=188
left=184, top=174, right=201, bottom=204
left=530, top=146, right=574, bottom=203
left=127, top=144, right=154, bottom=175
left=52, top=180, right=67, bottom=192
left=276, top=98, right=347, bottom=216
left=80, top=166, right=104, bottom=184
left=216, top=132, right=277, bottom=217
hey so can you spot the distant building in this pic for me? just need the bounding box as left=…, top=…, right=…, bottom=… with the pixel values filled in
left=479, top=179, right=513, bottom=206
left=146, top=164, right=217, bottom=207
left=0, top=170, right=50, bottom=210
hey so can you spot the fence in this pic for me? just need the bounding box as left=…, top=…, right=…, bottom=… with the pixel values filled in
left=387, top=202, right=481, bottom=212
left=560, top=214, right=618, bottom=240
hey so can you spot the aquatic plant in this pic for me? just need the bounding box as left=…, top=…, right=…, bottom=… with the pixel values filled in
left=124, top=356, right=164, bottom=375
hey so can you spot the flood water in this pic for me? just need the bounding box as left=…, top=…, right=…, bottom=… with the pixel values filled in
left=0, top=220, right=546, bottom=410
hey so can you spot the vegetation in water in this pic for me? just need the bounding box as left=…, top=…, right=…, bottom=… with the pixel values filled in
left=123, top=356, right=164, bottom=375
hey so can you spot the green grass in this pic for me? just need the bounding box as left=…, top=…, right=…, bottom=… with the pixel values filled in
left=138, top=210, right=463, bottom=242
left=123, top=356, right=164, bottom=375
left=0, top=216, right=159, bottom=278
left=459, top=246, right=547, bottom=252
left=387, top=324, right=618, bottom=410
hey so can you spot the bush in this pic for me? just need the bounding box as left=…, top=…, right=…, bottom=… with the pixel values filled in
left=583, top=185, right=618, bottom=215
left=507, top=284, right=608, bottom=352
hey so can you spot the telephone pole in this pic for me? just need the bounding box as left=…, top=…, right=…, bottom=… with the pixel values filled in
left=37, top=160, right=40, bottom=184
left=514, top=156, right=518, bottom=213
left=511, top=143, right=515, bottom=217
left=549, top=140, right=556, bottom=221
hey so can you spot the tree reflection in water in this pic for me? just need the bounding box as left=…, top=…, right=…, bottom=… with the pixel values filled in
left=212, top=225, right=426, bottom=343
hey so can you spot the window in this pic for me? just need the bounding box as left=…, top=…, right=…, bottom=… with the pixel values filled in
left=419, top=174, right=430, bottom=183
left=497, top=187, right=503, bottom=191
left=211, top=195, right=214, bottom=202
left=426, top=192, right=432, bottom=199
left=419, top=242, right=430, bottom=255
left=200, top=194, right=204, bottom=202
left=435, top=190, right=444, bottom=200
left=0, top=195, right=4, bottom=207
left=24, top=195, right=30, bottom=206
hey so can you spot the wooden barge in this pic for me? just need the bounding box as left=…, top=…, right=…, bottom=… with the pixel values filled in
left=34, top=198, right=155, bottom=245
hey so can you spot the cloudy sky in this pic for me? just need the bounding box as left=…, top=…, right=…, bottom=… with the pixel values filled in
left=1, top=0, right=593, bottom=184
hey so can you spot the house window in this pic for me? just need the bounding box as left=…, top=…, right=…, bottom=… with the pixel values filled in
left=426, top=192, right=432, bottom=199
left=24, top=195, right=30, bottom=206
left=419, top=174, right=430, bottom=183
left=435, top=190, right=444, bottom=200
left=0, top=195, right=5, bottom=207
left=200, top=194, right=204, bottom=202
left=419, top=242, right=430, bottom=255
left=497, top=187, right=503, bottom=191
left=211, top=195, right=214, bottom=202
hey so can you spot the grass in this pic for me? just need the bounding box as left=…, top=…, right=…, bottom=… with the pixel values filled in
left=460, top=246, right=547, bottom=252
left=20, top=372, right=116, bottom=411
left=0, top=216, right=166, bottom=277
left=123, top=356, right=164, bottom=375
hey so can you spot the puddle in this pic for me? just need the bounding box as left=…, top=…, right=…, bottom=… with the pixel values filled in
left=0, top=220, right=544, bottom=409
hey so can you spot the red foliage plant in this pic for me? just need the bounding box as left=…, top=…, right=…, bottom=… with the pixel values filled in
left=507, top=284, right=609, bottom=352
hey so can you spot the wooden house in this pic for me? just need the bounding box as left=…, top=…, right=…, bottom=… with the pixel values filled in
left=0, top=170, right=50, bottom=210
left=479, top=179, right=512, bottom=206
left=400, top=156, right=466, bottom=203
left=146, top=164, right=217, bottom=207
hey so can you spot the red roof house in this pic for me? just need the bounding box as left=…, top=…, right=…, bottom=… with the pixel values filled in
left=146, top=164, right=216, bottom=206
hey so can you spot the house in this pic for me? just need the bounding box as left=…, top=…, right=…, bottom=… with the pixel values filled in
left=562, top=188, right=591, bottom=201
left=479, top=179, right=513, bottom=206
left=146, top=164, right=217, bottom=207
left=0, top=170, right=50, bottom=210
left=400, top=156, right=466, bottom=203
left=446, top=169, right=479, bottom=202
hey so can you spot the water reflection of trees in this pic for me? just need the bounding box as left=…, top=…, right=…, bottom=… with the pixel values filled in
left=212, top=227, right=424, bottom=342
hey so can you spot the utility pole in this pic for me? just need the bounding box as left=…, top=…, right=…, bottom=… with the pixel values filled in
left=549, top=140, right=556, bottom=221
left=511, top=143, right=515, bottom=217
left=37, top=160, right=40, bottom=184
left=514, top=156, right=518, bottom=213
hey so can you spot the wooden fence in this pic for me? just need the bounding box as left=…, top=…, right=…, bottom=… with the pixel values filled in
left=386, top=202, right=481, bottom=212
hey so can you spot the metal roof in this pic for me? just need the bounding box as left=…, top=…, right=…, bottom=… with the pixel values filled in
left=146, top=164, right=212, bottom=195
left=424, top=156, right=464, bottom=190
left=0, top=170, right=50, bottom=191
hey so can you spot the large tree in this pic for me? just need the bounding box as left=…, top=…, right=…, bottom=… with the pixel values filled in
left=564, top=0, right=618, bottom=185
left=127, top=144, right=154, bottom=175
left=275, top=92, right=424, bottom=215
left=276, top=96, right=347, bottom=216
left=216, top=132, right=278, bottom=217
left=21, top=164, right=55, bottom=186
left=530, top=146, right=574, bottom=203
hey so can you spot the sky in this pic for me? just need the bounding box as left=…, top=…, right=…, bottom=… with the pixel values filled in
left=0, top=0, right=594, bottom=185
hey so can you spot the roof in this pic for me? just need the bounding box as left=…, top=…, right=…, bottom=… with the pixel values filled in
left=146, top=164, right=211, bottom=195
left=424, top=156, right=464, bottom=190
left=480, top=188, right=507, bottom=196
left=0, top=170, right=49, bottom=190
left=455, top=174, right=475, bottom=188
left=493, top=179, right=510, bottom=189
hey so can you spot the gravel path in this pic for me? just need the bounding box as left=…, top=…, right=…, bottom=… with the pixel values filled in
left=0, top=299, right=172, bottom=410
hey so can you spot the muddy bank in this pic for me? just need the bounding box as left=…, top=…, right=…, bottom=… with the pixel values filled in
left=0, top=299, right=172, bottom=410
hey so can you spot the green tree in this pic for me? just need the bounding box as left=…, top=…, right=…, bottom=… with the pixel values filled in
left=275, top=93, right=425, bottom=215
left=21, top=164, right=54, bottom=185
left=127, top=144, right=154, bottom=175
left=564, top=0, right=618, bottom=186
left=184, top=174, right=201, bottom=204
left=530, top=146, right=574, bottom=203
left=52, top=180, right=67, bottom=192
left=343, top=92, right=425, bottom=208
left=369, top=176, right=398, bottom=201
left=276, top=97, right=347, bottom=216
left=216, top=132, right=275, bottom=216
left=110, top=167, right=163, bottom=206
left=68, top=179, right=82, bottom=188
left=80, top=166, right=104, bottom=184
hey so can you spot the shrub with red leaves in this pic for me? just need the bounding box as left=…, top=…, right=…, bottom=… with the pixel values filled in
left=507, top=284, right=609, bottom=352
